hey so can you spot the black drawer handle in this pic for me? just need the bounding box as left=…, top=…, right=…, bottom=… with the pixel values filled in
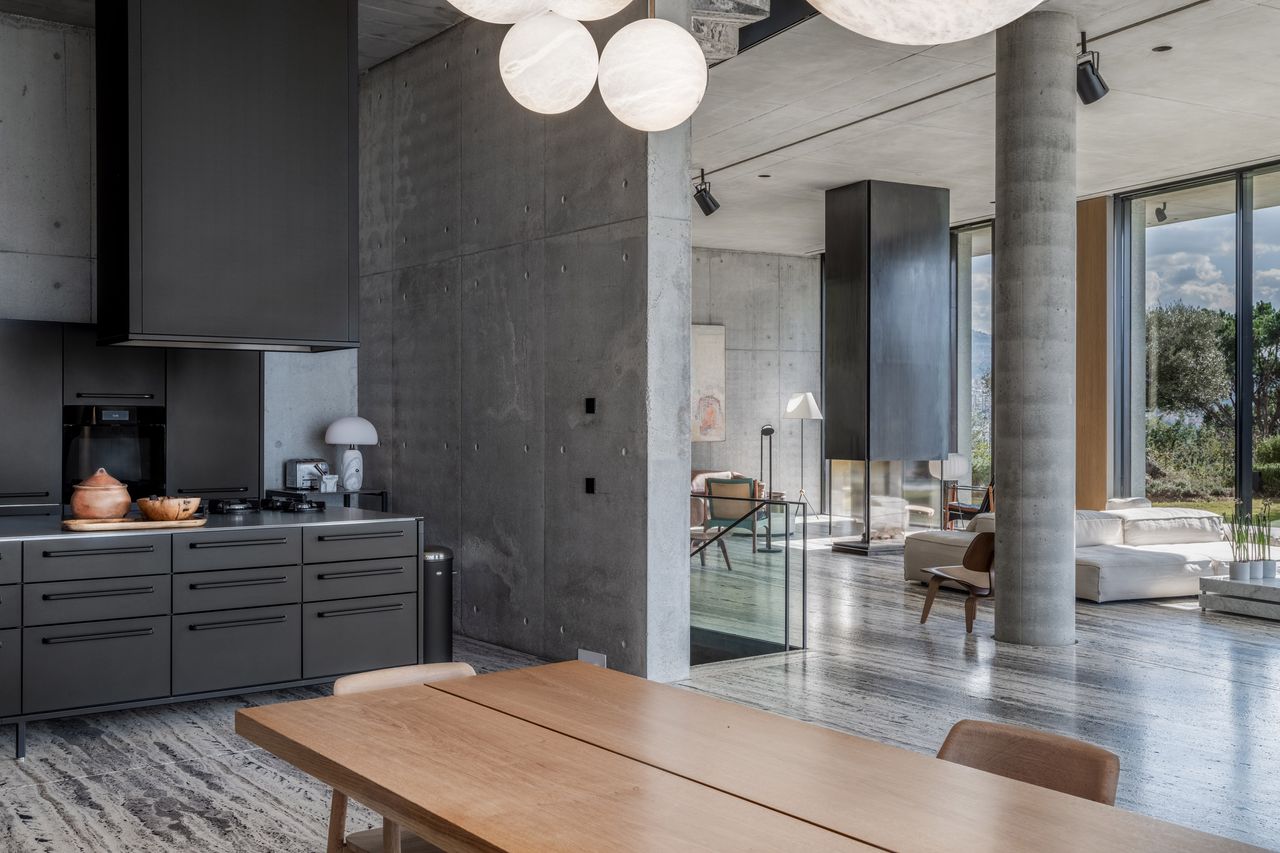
left=189, top=576, right=288, bottom=590
left=317, top=602, right=405, bottom=618
left=0, top=491, right=50, bottom=499
left=75, top=392, right=155, bottom=399
left=178, top=487, right=249, bottom=494
left=189, top=615, right=288, bottom=631
left=317, top=531, right=405, bottom=542
left=42, top=545, right=156, bottom=559
left=43, top=627, right=155, bottom=645
left=316, top=566, right=405, bottom=581
left=189, top=537, right=289, bottom=549
left=43, top=585, right=154, bottom=601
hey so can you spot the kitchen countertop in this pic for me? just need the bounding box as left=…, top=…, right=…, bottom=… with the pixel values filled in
left=0, top=507, right=420, bottom=542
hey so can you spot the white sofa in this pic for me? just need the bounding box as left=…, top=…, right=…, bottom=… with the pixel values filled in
left=903, top=505, right=1232, bottom=602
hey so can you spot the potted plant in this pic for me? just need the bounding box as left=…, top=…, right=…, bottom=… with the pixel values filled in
left=1251, top=514, right=1265, bottom=579
left=1263, top=501, right=1277, bottom=580
left=1229, top=503, right=1252, bottom=580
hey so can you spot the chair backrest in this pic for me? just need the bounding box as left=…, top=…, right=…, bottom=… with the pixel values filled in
left=978, top=483, right=995, bottom=513
left=962, top=531, right=996, bottom=575
left=706, top=477, right=757, bottom=522
left=937, top=719, right=1120, bottom=805
left=332, top=661, right=476, bottom=696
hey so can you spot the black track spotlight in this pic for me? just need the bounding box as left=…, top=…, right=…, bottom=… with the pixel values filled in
left=1155, top=202, right=1169, bottom=223
left=1077, top=31, right=1109, bottom=105
left=693, top=168, right=720, bottom=216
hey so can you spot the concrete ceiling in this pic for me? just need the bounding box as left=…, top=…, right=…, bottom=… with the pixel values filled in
left=692, top=0, right=1280, bottom=255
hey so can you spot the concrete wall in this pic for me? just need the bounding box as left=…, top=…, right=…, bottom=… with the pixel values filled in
left=357, top=5, right=692, bottom=680
left=0, top=12, right=358, bottom=491
left=0, top=13, right=94, bottom=323
left=690, top=248, right=822, bottom=502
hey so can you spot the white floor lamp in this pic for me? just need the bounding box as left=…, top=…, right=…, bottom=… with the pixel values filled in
left=785, top=392, right=823, bottom=515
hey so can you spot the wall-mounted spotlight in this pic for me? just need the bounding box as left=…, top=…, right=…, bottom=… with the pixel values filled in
left=693, top=168, right=720, bottom=216
left=1155, top=202, right=1169, bottom=223
left=1077, top=31, right=1109, bottom=105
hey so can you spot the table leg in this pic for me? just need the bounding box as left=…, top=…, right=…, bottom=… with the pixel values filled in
left=383, top=819, right=403, bottom=853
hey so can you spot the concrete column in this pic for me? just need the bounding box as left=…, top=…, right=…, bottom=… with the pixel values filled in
left=993, top=10, right=1078, bottom=646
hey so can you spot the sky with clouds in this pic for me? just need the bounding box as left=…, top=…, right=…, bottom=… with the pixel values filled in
left=1145, top=203, right=1280, bottom=312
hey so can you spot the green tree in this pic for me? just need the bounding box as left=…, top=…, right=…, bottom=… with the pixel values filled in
left=1145, top=302, right=1234, bottom=430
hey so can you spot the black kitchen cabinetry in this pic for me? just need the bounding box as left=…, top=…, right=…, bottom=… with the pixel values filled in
left=63, top=324, right=166, bottom=406
left=1, top=512, right=423, bottom=759
left=166, top=349, right=263, bottom=500
left=0, top=321, right=62, bottom=514
left=96, top=0, right=358, bottom=351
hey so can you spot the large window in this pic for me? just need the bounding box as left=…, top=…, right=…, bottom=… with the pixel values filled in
left=1120, top=164, right=1280, bottom=513
left=954, top=224, right=993, bottom=488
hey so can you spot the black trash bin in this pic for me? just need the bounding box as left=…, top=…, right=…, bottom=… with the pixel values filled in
left=423, top=546, right=453, bottom=663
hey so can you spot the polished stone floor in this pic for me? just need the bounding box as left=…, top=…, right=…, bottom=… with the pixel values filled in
left=4, top=546, right=1279, bottom=850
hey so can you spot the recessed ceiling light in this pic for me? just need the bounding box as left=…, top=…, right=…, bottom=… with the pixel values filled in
left=758, top=174, right=772, bottom=178
left=1152, top=44, right=1173, bottom=52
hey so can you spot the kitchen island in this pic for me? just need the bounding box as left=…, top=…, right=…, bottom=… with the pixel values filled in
left=0, top=508, right=426, bottom=759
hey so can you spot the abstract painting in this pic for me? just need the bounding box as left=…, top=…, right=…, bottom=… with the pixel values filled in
left=691, top=324, right=726, bottom=442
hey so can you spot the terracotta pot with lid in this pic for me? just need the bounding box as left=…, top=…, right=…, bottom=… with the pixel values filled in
left=70, top=468, right=132, bottom=519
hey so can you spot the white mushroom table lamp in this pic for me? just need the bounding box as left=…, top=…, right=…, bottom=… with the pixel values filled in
left=325, top=416, right=379, bottom=491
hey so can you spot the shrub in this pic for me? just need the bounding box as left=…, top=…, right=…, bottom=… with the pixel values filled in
left=1257, top=463, right=1280, bottom=498
left=1257, top=434, right=1280, bottom=465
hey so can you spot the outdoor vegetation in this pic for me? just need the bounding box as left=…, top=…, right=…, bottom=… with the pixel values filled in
left=1146, top=300, right=1280, bottom=508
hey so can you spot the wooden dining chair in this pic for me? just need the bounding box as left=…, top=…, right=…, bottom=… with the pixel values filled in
left=704, top=477, right=760, bottom=554
left=918, top=531, right=995, bottom=634
left=937, top=719, right=1120, bottom=805
left=328, top=662, right=477, bottom=853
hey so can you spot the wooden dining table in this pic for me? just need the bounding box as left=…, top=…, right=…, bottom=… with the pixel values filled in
left=236, top=661, right=1258, bottom=852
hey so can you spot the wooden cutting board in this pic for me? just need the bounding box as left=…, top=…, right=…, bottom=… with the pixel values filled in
left=61, top=516, right=208, bottom=532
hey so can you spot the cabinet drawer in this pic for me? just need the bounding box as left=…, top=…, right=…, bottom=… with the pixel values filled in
left=23, top=616, right=170, bottom=714
left=23, top=535, right=171, bottom=583
left=173, top=605, right=301, bottom=695
left=174, top=565, right=301, bottom=614
left=303, top=593, right=417, bottom=679
left=303, top=557, right=416, bottom=603
left=173, top=528, right=301, bottom=572
left=303, top=521, right=417, bottom=564
left=0, top=628, right=17, bottom=718
left=0, top=540, right=19, bottom=584
left=23, top=576, right=171, bottom=627
left=0, top=585, right=17, bottom=629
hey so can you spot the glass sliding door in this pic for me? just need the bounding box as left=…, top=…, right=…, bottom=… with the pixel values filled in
left=954, top=225, right=994, bottom=489
left=1251, top=167, right=1280, bottom=504
left=1127, top=179, right=1238, bottom=512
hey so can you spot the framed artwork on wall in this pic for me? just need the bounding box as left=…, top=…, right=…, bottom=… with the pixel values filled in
left=692, top=324, right=726, bottom=442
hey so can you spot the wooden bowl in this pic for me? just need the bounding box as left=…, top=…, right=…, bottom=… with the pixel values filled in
left=137, top=496, right=201, bottom=522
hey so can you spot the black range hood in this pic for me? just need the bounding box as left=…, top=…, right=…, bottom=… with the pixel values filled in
left=96, top=0, right=359, bottom=352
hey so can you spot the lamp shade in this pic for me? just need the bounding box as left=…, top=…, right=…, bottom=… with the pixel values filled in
left=597, top=18, right=707, bottom=132
left=446, top=0, right=546, bottom=24
left=784, top=392, right=824, bottom=420
left=549, top=0, right=629, bottom=21
left=499, top=11, right=599, bottom=115
left=807, top=0, right=1043, bottom=45
left=928, top=453, right=971, bottom=483
left=325, top=416, right=379, bottom=447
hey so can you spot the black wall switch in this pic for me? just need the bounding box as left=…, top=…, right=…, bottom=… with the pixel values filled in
left=585, top=477, right=596, bottom=494
left=584, top=397, right=596, bottom=414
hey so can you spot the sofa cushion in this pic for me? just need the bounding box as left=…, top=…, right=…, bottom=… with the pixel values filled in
left=1075, top=510, right=1125, bottom=547
left=1106, top=497, right=1153, bottom=510
left=965, top=511, right=1121, bottom=546
left=1106, top=507, right=1225, bottom=546
left=1075, top=541, right=1231, bottom=602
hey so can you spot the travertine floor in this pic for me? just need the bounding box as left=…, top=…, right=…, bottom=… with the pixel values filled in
left=4, top=549, right=1279, bottom=850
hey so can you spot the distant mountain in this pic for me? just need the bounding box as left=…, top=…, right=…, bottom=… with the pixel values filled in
left=971, top=330, right=992, bottom=381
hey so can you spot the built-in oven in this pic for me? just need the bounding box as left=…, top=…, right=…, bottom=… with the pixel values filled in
left=63, top=406, right=166, bottom=503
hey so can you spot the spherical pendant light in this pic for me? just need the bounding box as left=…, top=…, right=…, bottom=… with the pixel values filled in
left=446, top=0, right=546, bottom=24
left=499, top=11, right=599, bottom=114
left=597, top=19, right=707, bottom=132
left=807, top=0, right=1044, bottom=45
left=548, top=0, right=630, bottom=21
